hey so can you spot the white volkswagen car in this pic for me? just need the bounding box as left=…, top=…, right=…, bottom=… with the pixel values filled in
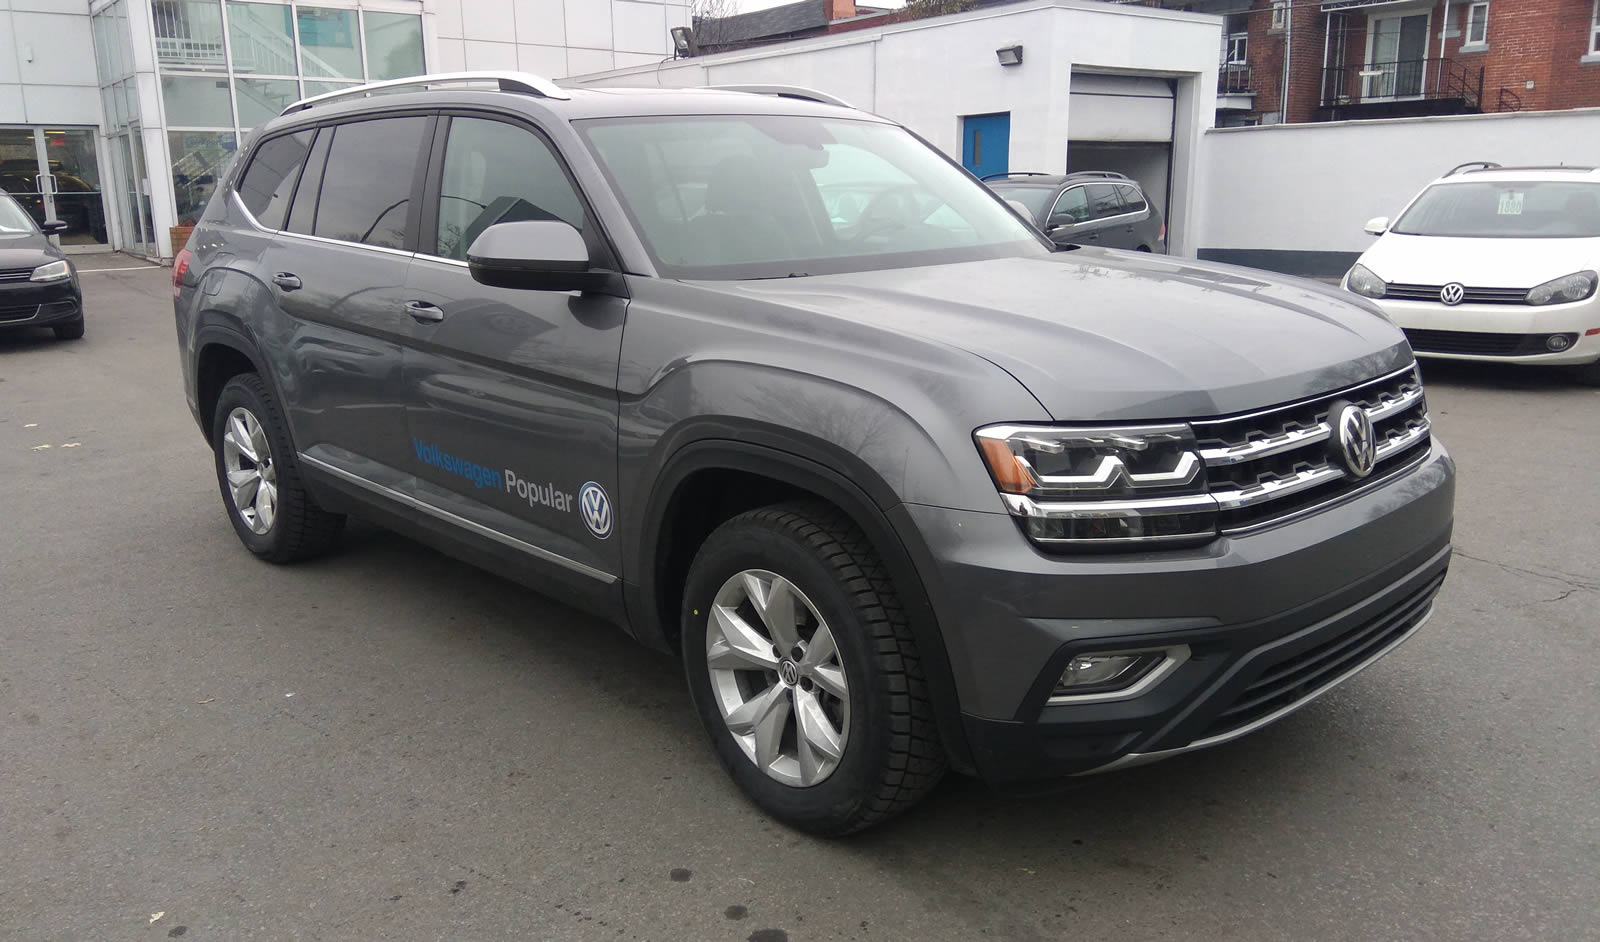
left=1343, top=162, right=1600, bottom=384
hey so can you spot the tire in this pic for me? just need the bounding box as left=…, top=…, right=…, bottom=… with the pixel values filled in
left=211, top=373, right=344, bottom=562
left=681, top=502, right=946, bottom=835
left=53, top=319, right=84, bottom=340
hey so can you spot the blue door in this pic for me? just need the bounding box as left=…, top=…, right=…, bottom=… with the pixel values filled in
left=961, top=112, right=1010, bottom=179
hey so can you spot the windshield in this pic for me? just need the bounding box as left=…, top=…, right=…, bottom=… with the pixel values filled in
left=0, top=195, right=38, bottom=235
left=1393, top=180, right=1600, bottom=238
left=987, top=185, right=1055, bottom=217
left=577, top=115, right=1046, bottom=279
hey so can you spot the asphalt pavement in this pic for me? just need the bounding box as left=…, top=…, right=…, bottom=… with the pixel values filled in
left=2, top=263, right=1596, bottom=942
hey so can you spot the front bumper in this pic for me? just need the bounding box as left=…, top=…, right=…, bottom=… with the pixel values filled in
left=896, top=439, right=1455, bottom=784
left=0, top=277, right=82, bottom=329
left=1376, top=296, right=1600, bottom=365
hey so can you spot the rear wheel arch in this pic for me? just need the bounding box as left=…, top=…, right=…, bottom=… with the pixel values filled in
left=633, top=438, right=975, bottom=773
left=193, top=328, right=271, bottom=446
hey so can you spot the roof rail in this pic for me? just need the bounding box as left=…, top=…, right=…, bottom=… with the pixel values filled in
left=1063, top=170, right=1132, bottom=181
left=1445, top=161, right=1501, bottom=176
left=980, top=171, right=1052, bottom=180
left=281, top=71, right=569, bottom=116
left=706, top=85, right=853, bottom=109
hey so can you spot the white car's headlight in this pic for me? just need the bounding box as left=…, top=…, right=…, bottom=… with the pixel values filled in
left=30, top=259, right=72, bottom=283
left=1526, top=270, right=1597, bottom=306
left=1344, top=263, right=1387, bottom=299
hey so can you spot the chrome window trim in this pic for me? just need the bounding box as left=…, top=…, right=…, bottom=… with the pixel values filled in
left=1078, top=603, right=1436, bottom=775
left=297, top=454, right=616, bottom=584
left=232, top=189, right=274, bottom=234
left=1045, top=645, right=1191, bottom=706
left=1047, top=183, right=1145, bottom=228
left=275, top=228, right=417, bottom=260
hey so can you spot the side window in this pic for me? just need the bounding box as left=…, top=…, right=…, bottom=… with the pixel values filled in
left=236, top=129, right=313, bottom=229
left=1116, top=184, right=1147, bottom=214
left=1085, top=184, right=1124, bottom=221
left=312, top=117, right=428, bottom=250
left=435, top=117, right=585, bottom=260
left=284, top=127, right=331, bottom=236
left=1048, top=186, right=1089, bottom=226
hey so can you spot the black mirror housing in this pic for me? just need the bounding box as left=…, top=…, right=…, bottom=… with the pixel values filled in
left=41, top=220, right=68, bottom=234
left=466, top=220, right=615, bottom=292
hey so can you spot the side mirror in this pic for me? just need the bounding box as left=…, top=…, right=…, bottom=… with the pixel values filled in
left=466, top=220, right=613, bottom=293
left=1363, top=216, right=1390, bottom=236
left=41, top=220, right=68, bottom=235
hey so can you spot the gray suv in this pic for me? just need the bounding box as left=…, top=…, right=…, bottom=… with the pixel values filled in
left=985, top=171, right=1167, bottom=252
left=174, top=73, right=1455, bottom=835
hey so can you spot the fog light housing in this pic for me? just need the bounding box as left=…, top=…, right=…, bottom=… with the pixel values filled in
left=1048, top=645, right=1191, bottom=703
left=1546, top=333, right=1575, bottom=352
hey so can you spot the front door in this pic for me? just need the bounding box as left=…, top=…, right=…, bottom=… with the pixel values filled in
left=961, top=113, right=1010, bottom=180
left=400, top=113, right=626, bottom=591
left=1366, top=13, right=1429, bottom=99
left=0, top=127, right=110, bottom=251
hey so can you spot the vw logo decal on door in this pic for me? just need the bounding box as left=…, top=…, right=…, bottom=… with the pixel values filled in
left=579, top=481, right=613, bottom=539
left=1330, top=402, right=1377, bottom=480
left=1439, top=282, right=1466, bottom=305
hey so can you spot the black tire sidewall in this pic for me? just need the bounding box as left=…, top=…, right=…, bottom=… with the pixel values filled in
left=211, top=375, right=290, bottom=558
left=681, top=517, right=898, bottom=833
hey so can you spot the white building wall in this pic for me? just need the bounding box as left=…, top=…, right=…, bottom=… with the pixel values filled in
left=566, top=0, right=1221, bottom=253
left=431, top=0, right=689, bottom=77
left=0, top=0, right=101, bottom=125
left=1194, top=108, right=1600, bottom=277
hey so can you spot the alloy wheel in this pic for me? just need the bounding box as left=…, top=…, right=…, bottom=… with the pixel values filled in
left=222, top=406, right=277, bottom=534
left=706, top=569, right=850, bottom=787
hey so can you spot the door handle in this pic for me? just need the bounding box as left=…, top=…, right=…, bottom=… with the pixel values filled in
left=272, top=272, right=302, bottom=291
left=404, top=300, right=445, bottom=323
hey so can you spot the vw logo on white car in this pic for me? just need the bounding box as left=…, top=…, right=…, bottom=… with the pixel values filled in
left=1439, top=282, right=1466, bottom=306
left=579, top=481, right=613, bottom=539
left=1330, top=402, right=1377, bottom=479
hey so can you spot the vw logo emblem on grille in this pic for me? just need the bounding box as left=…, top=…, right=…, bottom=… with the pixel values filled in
left=778, top=659, right=800, bottom=686
left=1330, top=401, right=1377, bottom=480
left=578, top=481, right=613, bottom=539
left=1439, top=282, right=1466, bottom=305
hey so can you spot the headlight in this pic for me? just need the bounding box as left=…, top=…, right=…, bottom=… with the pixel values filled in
left=1345, top=263, right=1386, bottom=299
left=975, top=423, right=1215, bottom=547
left=1526, top=270, right=1597, bottom=306
left=30, top=260, right=71, bottom=283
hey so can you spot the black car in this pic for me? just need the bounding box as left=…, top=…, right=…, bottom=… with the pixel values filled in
left=0, top=190, right=83, bottom=340
left=985, top=171, right=1166, bottom=253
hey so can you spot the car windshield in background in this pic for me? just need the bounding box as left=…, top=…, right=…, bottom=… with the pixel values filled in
left=0, top=195, right=37, bottom=235
left=988, top=185, right=1055, bottom=217
left=1393, top=180, right=1600, bottom=238
left=577, top=114, right=1046, bottom=279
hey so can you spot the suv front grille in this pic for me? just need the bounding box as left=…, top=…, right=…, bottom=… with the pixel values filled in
left=1385, top=283, right=1528, bottom=305
left=1404, top=328, right=1577, bottom=357
left=0, top=268, right=35, bottom=284
left=1198, top=571, right=1444, bottom=742
left=1192, top=364, right=1431, bottom=531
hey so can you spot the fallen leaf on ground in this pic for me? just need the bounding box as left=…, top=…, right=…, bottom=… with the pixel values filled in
left=196, top=698, right=215, bottom=704
left=24, top=423, right=38, bottom=428
left=30, top=444, right=50, bottom=451
left=150, top=912, right=165, bottom=924
left=62, top=443, right=81, bottom=448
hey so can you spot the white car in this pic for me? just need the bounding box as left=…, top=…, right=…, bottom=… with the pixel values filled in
left=1343, top=162, right=1600, bottom=384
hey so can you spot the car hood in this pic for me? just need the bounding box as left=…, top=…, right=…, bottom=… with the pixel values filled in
left=712, top=249, right=1410, bottom=421
left=1358, top=232, right=1600, bottom=287
left=0, top=231, right=60, bottom=268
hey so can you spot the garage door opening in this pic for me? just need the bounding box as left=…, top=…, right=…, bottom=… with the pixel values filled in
left=1067, top=73, right=1175, bottom=239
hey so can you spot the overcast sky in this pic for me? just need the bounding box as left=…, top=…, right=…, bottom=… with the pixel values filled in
left=734, top=0, right=908, bottom=11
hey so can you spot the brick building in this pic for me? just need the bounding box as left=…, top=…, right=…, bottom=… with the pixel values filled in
left=1152, top=0, right=1600, bottom=124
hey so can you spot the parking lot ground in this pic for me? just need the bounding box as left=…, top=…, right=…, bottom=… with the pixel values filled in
left=2, top=267, right=1596, bottom=942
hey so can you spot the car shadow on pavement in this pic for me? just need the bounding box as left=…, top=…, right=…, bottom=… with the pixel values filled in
left=1417, top=358, right=1593, bottom=391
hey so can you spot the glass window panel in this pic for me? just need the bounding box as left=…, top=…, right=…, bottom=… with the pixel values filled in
left=436, top=117, right=583, bottom=259
left=296, top=7, right=362, bottom=79
left=169, top=130, right=236, bottom=223
left=161, top=74, right=235, bottom=128
left=154, top=0, right=227, bottom=72
left=313, top=117, right=426, bottom=248
left=235, top=78, right=302, bottom=130
left=363, top=12, right=424, bottom=81
left=237, top=129, right=312, bottom=229
left=302, top=80, right=360, bottom=99
left=227, top=2, right=298, bottom=76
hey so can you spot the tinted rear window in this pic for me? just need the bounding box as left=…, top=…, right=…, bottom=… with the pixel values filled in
left=1116, top=184, right=1147, bottom=213
left=988, top=185, right=1054, bottom=217
left=312, top=117, right=427, bottom=249
left=237, top=130, right=313, bottom=229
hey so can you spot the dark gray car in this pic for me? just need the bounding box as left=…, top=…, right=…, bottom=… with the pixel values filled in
left=174, top=74, right=1453, bottom=835
left=986, top=171, right=1167, bottom=252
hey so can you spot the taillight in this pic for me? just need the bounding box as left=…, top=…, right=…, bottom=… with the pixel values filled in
left=1158, top=222, right=1166, bottom=243
left=172, top=247, right=192, bottom=299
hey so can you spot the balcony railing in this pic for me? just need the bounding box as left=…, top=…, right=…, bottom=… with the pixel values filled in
left=1219, top=63, right=1253, bottom=95
left=1319, top=57, right=1484, bottom=116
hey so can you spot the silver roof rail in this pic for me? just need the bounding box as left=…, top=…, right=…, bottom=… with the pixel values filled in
left=281, top=71, right=570, bottom=116
left=707, top=85, right=853, bottom=109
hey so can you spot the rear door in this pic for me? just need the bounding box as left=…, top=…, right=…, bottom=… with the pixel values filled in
left=397, top=112, right=627, bottom=594
left=263, top=114, right=431, bottom=491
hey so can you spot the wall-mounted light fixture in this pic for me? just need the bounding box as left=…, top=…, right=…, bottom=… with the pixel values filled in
left=996, top=45, right=1023, bottom=67
left=670, top=26, right=697, bottom=58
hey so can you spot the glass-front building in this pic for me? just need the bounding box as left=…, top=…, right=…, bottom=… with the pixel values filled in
left=76, top=0, right=424, bottom=257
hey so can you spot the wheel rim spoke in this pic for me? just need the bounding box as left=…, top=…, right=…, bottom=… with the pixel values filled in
left=225, top=413, right=257, bottom=463
left=746, top=572, right=800, bottom=651
left=708, top=604, right=780, bottom=671
left=255, top=480, right=277, bottom=530
left=793, top=687, right=844, bottom=784
left=222, top=407, right=273, bottom=534
left=809, top=664, right=848, bottom=701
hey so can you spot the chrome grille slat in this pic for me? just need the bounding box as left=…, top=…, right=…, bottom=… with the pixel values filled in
left=0, top=268, right=35, bottom=283
left=1209, top=419, right=1430, bottom=512
left=1199, top=383, right=1424, bottom=466
left=1386, top=282, right=1528, bottom=305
